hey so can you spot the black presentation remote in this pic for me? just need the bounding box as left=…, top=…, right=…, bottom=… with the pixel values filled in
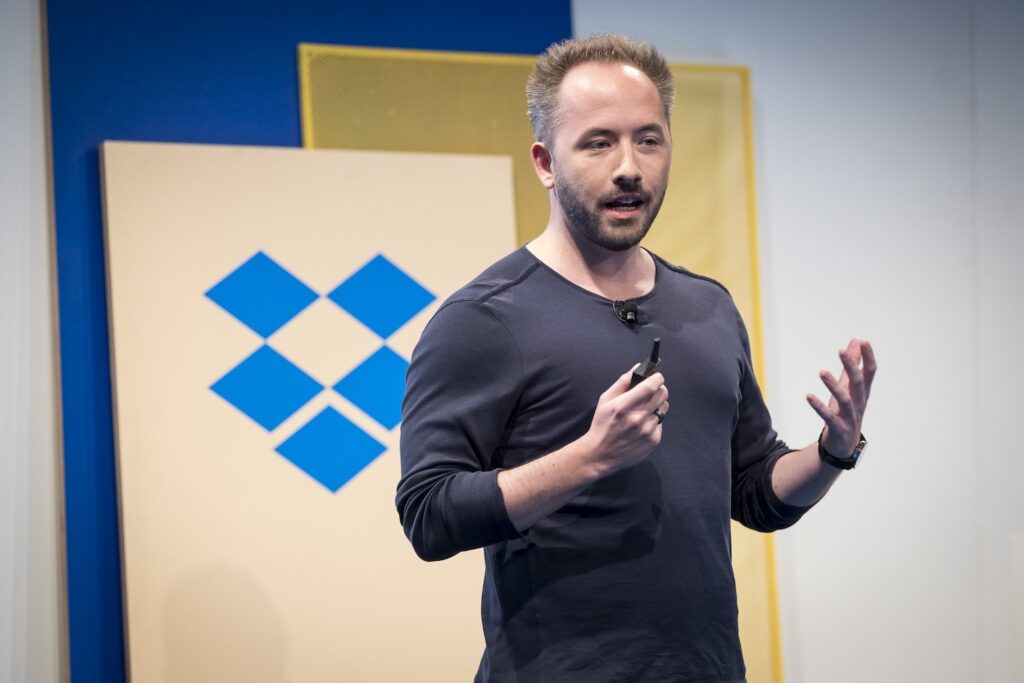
left=630, top=338, right=662, bottom=388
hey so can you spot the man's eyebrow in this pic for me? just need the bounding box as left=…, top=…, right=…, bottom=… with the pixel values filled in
left=635, top=123, right=667, bottom=136
left=577, top=127, right=616, bottom=140
left=576, top=124, right=667, bottom=140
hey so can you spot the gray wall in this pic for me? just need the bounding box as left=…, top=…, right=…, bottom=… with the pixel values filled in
left=0, top=0, right=64, bottom=681
left=574, top=0, right=1023, bottom=680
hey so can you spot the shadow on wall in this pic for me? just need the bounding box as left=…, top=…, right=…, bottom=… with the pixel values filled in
left=162, top=565, right=288, bottom=683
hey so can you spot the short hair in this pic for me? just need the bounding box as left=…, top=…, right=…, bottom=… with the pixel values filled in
left=526, top=33, right=675, bottom=144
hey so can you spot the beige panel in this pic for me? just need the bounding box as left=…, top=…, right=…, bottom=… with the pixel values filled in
left=102, top=142, right=517, bottom=682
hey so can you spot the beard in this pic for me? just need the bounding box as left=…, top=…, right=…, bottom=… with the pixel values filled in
left=553, top=173, right=666, bottom=252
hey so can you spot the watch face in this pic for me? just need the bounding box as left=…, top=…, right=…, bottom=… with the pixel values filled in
left=851, top=436, right=867, bottom=466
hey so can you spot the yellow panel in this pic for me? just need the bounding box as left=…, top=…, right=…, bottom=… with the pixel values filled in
left=301, top=45, right=782, bottom=683
left=301, top=45, right=544, bottom=245
left=653, top=65, right=784, bottom=683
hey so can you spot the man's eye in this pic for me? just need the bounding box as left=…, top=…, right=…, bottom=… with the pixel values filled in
left=587, top=140, right=611, bottom=150
left=641, top=137, right=660, bottom=146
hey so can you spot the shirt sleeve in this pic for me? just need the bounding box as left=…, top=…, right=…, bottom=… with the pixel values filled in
left=396, top=299, right=525, bottom=561
left=730, top=309, right=814, bottom=532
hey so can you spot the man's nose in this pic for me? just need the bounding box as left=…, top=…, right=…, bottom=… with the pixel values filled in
left=613, top=146, right=642, bottom=187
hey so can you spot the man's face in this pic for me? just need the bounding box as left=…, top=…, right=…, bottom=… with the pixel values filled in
left=541, top=62, right=672, bottom=252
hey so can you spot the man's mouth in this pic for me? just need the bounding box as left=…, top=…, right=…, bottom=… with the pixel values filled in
left=603, top=194, right=646, bottom=213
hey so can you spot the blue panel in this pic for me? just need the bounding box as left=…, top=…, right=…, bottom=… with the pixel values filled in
left=334, top=346, right=409, bottom=430
left=276, top=407, right=387, bottom=492
left=44, top=1, right=572, bottom=680
left=206, top=251, right=318, bottom=338
left=328, top=254, right=435, bottom=339
left=211, top=346, right=322, bottom=430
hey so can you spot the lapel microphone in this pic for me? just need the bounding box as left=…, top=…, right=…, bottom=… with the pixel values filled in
left=613, top=300, right=640, bottom=326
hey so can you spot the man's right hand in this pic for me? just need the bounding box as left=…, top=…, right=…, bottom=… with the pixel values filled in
left=497, top=366, right=669, bottom=533
left=579, top=367, right=669, bottom=477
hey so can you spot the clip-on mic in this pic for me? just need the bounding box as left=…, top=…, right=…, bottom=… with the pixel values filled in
left=613, top=300, right=640, bottom=325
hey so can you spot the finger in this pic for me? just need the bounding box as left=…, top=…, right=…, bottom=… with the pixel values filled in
left=602, top=364, right=641, bottom=400
left=860, top=340, right=877, bottom=398
left=835, top=365, right=848, bottom=390
left=840, top=347, right=865, bottom=407
left=619, top=382, right=667, bottom=419
left=620, top=372, right=665, bottom=409
left=806, top=393, right=834, bottom=423
left=820, top=370, right=854, bottom=416
left=639, top=383, right=669, bottom=413
left=650, top=401, right=670, bottom=427
left=647, top=401, right=671, bottom=428
left=845, top=339, right=862, bottom=368
left=818, top=369, right=839, bottom=411
left=835, top=354, right=849, bottom=387
left=637, top=370, right=664, bottom=392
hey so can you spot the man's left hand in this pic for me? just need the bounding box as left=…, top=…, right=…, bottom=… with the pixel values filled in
left=806, top=338, right=877, bottom=458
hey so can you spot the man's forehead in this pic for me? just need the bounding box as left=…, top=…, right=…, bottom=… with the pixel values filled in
left=559, top=62, right=655, bottom=100
left=554, top=62, right=665, bottom=129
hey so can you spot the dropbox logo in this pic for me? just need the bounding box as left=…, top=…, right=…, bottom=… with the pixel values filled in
left=206, top=252, right=434, bottom=492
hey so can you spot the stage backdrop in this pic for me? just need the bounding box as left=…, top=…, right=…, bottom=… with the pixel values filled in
left=102, top=142, right=517, bottom=681
left=300, top=46, right=781, bottom=682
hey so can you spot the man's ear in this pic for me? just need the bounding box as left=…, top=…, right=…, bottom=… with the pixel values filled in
left=530, top=141, right=555, bottom=190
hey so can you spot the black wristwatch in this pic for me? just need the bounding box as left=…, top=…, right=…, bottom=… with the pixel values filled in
left=818, top=430, right=867, bottom=470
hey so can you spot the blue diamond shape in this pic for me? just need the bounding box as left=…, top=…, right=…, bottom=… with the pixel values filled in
left=276, top=407, right=387, bottom=492
left=206, top=252, right=319, bottom=337
left=211, top=345, right=322, bottom=430
left=334, top=346, right=408, bottom=430
left=328, top=254, right=435, bottom=339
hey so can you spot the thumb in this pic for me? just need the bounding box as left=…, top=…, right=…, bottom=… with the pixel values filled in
left=603, top=364, right=639, bottom=400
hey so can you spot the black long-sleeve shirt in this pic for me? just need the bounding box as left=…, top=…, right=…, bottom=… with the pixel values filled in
left=397, top=247, right=811, bottom=682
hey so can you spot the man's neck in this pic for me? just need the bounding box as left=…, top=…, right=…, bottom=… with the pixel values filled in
left=527, top=223, right=656, bottom=301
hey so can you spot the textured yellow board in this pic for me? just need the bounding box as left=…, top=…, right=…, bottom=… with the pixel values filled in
left=301, top=46, right=543, bottom=248
left=301, top=45, right=782, bottom=682
left=103, top=142, right=517, bottom=681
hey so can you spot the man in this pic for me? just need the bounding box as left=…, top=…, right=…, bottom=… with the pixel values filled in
left=397, top=33, right=875, bottom=682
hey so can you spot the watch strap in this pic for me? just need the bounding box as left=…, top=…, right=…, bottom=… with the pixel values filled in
left=818, top=430, right=867, bottom=470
